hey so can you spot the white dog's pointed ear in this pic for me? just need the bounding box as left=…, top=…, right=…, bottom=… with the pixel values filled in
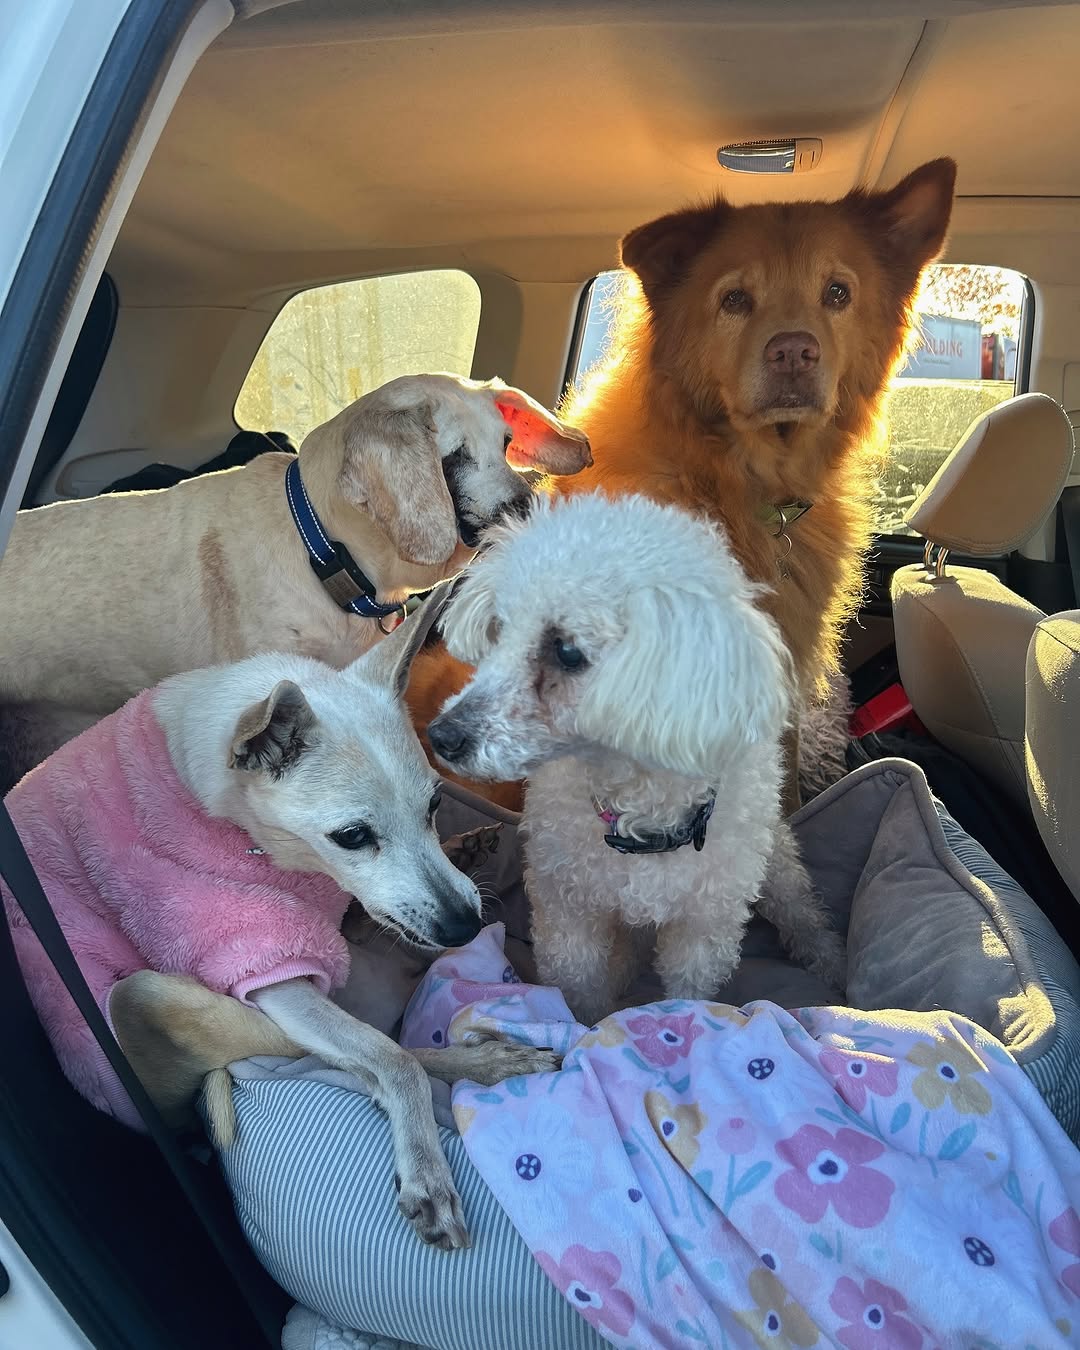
left=357, top=584, right=453, bottom=699
left=575, top=587, right=792, bottom=780
left=229, top=681, right=317, bottom=777
left=489, top=382, right=592, bottom=477
left=338, top=398, right=459, bottom=566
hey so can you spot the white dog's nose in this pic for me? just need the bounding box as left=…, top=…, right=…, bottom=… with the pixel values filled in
left=431, top=904, right=483, bottom=951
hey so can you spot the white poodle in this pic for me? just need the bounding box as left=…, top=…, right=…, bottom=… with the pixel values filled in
left=427, top=492, right=846, bottom=1025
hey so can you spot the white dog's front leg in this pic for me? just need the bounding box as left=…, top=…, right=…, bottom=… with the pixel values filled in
left=655, top=913, right=749, bottom=1003
left=530, top=902, right=636, bottom=1027
left=251, top=978, right=468, bottom=1250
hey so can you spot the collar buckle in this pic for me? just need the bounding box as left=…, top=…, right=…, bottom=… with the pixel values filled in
left=286, top=458, right=405, bottom=621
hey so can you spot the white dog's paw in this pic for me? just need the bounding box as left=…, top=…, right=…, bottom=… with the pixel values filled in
left=458, top=1032, right=562, bottom=1084
left=395, top=1158, right=470, bottom=1250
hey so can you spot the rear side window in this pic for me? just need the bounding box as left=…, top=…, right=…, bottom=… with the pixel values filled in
left=566, top=264, right=1031, bottom=536
left=234, top=270, right=482, bottom=445
left=881, top=265, right=1030, bottom=535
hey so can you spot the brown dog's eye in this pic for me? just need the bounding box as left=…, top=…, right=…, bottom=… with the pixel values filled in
left=720, top=289, right=752, bottom=316
left=824, top=280, right=851, bottom=309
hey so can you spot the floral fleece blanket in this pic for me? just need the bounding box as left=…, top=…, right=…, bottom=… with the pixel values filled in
left=400, top=925, right=1080, bottom=1350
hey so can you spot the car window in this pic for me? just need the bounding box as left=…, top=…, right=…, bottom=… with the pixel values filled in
left=567, top=263, right=1030, bottom=538
left=234, top=270, right=482, bottom=445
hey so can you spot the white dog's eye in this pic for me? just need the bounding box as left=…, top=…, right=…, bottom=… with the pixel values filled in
left=553, top=635, right=587, bottom=672
left=328, top=822, right=377, bottom=851
left=428, top=788, right=442, bottom=818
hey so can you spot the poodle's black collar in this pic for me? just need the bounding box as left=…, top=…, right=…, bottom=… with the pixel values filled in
left=593, top=791, right=716, bottom=855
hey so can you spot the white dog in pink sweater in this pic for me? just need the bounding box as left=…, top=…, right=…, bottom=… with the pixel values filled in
left=1, top=593, right=554, bottom=1249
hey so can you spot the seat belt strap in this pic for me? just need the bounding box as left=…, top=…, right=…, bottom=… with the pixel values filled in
left=0, top=801, right=279, bottom=1348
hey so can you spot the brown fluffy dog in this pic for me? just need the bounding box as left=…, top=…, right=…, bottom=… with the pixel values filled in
left=408, top=159, right=956, bottom=809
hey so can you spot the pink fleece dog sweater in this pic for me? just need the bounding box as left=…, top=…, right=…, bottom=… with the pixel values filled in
left=1, top=688, right=352, bottom=1129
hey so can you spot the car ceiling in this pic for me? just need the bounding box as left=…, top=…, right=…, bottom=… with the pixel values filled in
left=113, top=0, right=1080, bottom=302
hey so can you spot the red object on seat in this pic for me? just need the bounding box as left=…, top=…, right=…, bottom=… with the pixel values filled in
left=849, top=682, right=927, bottom=739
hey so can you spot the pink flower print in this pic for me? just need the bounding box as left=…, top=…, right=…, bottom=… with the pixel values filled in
left=535, top=1245, right=635, bottom=1338
left=775, top=1125, right=894, bottom=1228
left=625, top=1011, right=703, bottom=1067
left=716, top=1113, right=758, bottom=1155
left=820, top=1049, right=898, bottom=1112
left=830, top=1277, right=923, bottom=1349
left=1049, top=1207, right=1080, bottom=1296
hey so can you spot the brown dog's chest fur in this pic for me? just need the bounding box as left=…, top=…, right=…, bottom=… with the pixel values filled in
left=558, top=361, right=875, bottom=697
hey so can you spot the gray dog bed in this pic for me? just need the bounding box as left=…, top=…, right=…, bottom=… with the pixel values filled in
left=219, top=758, right=1080, bottom=1350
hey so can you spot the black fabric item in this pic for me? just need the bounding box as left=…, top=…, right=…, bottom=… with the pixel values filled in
left=0, top=800, right=285, bottom=1349
left=1060, top=485, right=1080, bottom=607
left=101, top=428, right=296, bottom=496
left=848, top=728, right=1079, bottom=956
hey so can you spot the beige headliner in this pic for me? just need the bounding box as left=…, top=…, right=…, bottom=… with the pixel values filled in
left=113, top=0, right=1080, bottom=304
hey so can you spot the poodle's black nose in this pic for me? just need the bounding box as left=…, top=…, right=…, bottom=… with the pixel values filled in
left=428, top=715, right=472, bottom=763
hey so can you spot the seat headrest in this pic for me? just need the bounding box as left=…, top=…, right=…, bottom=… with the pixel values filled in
left=1026, top=610, right=1080, bottom=904
left=905, top=392, right=1074, bottom=554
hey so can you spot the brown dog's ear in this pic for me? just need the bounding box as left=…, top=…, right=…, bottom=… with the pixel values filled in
left=490, top=383, right=592, bottom=477
left=619, top=199, right=731, bottom=301
left=339, top=401, right=459, bottom=566
left=229, top=681, right=316, bottom=777
left=862, top=158, right=957, bottom=272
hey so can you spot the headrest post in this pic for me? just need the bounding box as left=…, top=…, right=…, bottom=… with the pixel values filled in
left=921, top=537, right=950, bottom=579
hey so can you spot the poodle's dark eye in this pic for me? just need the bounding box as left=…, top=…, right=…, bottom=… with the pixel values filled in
left=824, top=280, right=851, bottom=309
left=720, top=288, right=752, bottom=315
left=503, top=429, right=513, bottom=450
left=428, top=788, right=443, bottom=819
left=328, top=823, right=377, bottom=851
left=553, top=636, right=587, bottom=671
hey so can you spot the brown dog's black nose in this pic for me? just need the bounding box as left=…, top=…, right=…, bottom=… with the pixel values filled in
left=764, top=331, right=821, bottom=372
left=428, top=715, right=472, bottom=764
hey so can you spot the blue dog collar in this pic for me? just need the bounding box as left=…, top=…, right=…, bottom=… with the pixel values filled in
left=285, top=456, right=406, bottom=624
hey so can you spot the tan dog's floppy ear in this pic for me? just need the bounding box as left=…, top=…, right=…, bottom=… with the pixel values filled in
left=340, top=401, right=459, bottom=566
left=490, top=383, right=592, bottom=477
left=620, top=198, right=731, bottom=301
left=856, top=158, right=956, bottom=273
left=356, top=584, right=452, bottom=699
left=229, top=680, right=317, bottom=777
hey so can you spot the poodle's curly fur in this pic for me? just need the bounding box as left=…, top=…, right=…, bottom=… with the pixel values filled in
left=427, top=493, right=846, bottom=1024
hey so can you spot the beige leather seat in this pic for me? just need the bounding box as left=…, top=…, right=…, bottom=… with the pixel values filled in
left=1027, top=612, right=1080, bottom=903
left=891, top=392, right=1074, bottom=804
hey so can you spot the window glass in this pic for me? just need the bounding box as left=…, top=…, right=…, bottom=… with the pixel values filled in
left=234, top=270, right=482, bottom=445
left=567, top=264, right=1030, bottom=536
